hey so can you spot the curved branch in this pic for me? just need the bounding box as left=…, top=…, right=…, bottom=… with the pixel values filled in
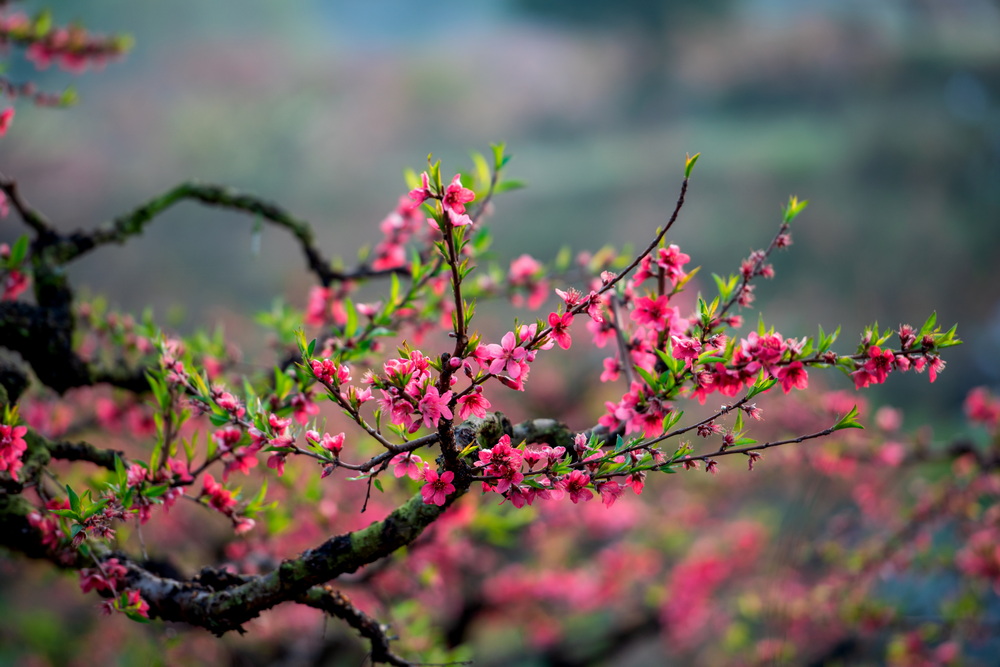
left=47, top=439, right=123, bottom=470
left=121, top=485, right=469, bottom=634
left=39, top=182, right=408, bottom=287
left=0, top=174, right=57, bottom=237
left=298, top=586, right=413, bottom=667
left=50, top=182, right=336, bottom=283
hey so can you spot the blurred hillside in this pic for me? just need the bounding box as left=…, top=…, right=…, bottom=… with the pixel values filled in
left=2, top=0, right=998, bottom=429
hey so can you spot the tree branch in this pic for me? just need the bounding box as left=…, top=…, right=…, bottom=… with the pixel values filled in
left=298, top=586, right=413, bottom=667
left=40, top=182, right=408, bottom=286
left=0, top=301, right=149, bottom=394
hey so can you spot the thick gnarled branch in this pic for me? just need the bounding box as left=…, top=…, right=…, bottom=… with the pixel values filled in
left=0, top=301, right=148, bottom=394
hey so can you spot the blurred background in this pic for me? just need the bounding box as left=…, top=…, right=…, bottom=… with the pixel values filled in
left=2, top=0, right=998, bottom=429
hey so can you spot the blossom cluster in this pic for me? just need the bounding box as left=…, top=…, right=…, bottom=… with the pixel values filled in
left=0, top=10, right=129, bottom=73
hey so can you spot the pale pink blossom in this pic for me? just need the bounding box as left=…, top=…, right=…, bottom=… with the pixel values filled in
left=484, top=331, right=527, bottom=378
left=391, top=453, right=424, bottom=479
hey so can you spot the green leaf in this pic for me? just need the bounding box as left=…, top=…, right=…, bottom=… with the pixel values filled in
left=662, top=409, right=683, bottom=432
left=66, top=485, right=81, bottom=515
left=471, top=151, right=491, bottom=188
left=712, top=272, right=731, bottom=301
left=389, top=272, right=401, bottom=311
left=832, top=405, right=864, bottom=431
left=635, top=366, right=659, bottom=392
left=746, top=373, right=777, bottom=400
left=684, top=152, right=700, bottom=179
left=934, top=324, right=962, bottom=349
left=403, top=167, right=420, bottom=190
left=553, top=246, right=572, bottom=273
left=918, top=311, right=938, bottom=338
left=373, top=478, right=384, bottom=493
left=252, top=479, right=269, bottom=508
left=427, top=158, right=442, bottom=191
left=494, top=180, right=525, bottom=194
left=208, top=411, right=230, bottom=427
left=183, top=435, right=196, bottom=464
left=82, top=499, right=110, bottom=520
left=343, top=298, right=358, bottom=339
left=56, top=85, right=78, bottom=107
left=33, top=9, right=52, bottom=37
left=8, top=235, right=30, bottom=266
left=150, top=436, right=164, bottom=473
left=696, top=354, right=727, bottom=365
left=783, top=195, right=809, bottom=223
left=115, top=454, right=127, bottom=490
left=490, top=142, right=508, bottom=172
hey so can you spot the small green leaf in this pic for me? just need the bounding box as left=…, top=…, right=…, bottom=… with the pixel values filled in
left=635, top=366, right=659, bottom=392
left=494, top=180, right=525, bottom=194
left=33, top=9, right=52, bottom=37
left=373, top=478, right=384, bottom=493
left=66, top=485, right=81, bottom=515
left=832, top=405, right=864, bottom=431
left=82, top=499, right=110, bottom=520
left=662, top=410, right=683, bottom=432
left=115, top=454, right=127, bottom=490
left=684, top=152, right=701, bottom=179
left=746, top=373, right=777, bottom=400
left=490, top=142, right=508, bottom=172
left=783, top=195, right=809, bottom=223
left=142, top=485, right=168, bottom=498
left=553, top=246, right=571, bottom=273
left=150, top=437, right=163, bottom=473
left=8, top=235, right=30, bottom=265
left=125, top=611, right=152, bottom=624
left=918, top=311, right=938, bottom=338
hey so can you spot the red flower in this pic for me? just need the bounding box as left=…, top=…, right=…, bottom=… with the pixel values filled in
left=457, top=386, right=491, bottom=420
left=417, top=386, right=454, bottom=429
left=0, top=423, right=28, bottom=480
left=547, top=311, right=574, bottom=350
left=202, top=474, right=237, bottom=514
left=441, top=174, right=475, bottom=217
left=391, top=453, right=423, bottom=480
left=408, top=171, right=432, bottom=205
left=561, top=470, right=594, bottom=504
left=775, top=361, right=809, bottom=393
left=0, top=108, right=13, bottom=137
left=965, top=387, right=1000, bottom=429
left=421, top=469, right=456, bottom=506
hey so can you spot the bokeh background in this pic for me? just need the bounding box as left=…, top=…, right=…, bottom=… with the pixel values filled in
left=3, top=1, right=1000, bottom=664
left=3, top=0, right=999, bottom=429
